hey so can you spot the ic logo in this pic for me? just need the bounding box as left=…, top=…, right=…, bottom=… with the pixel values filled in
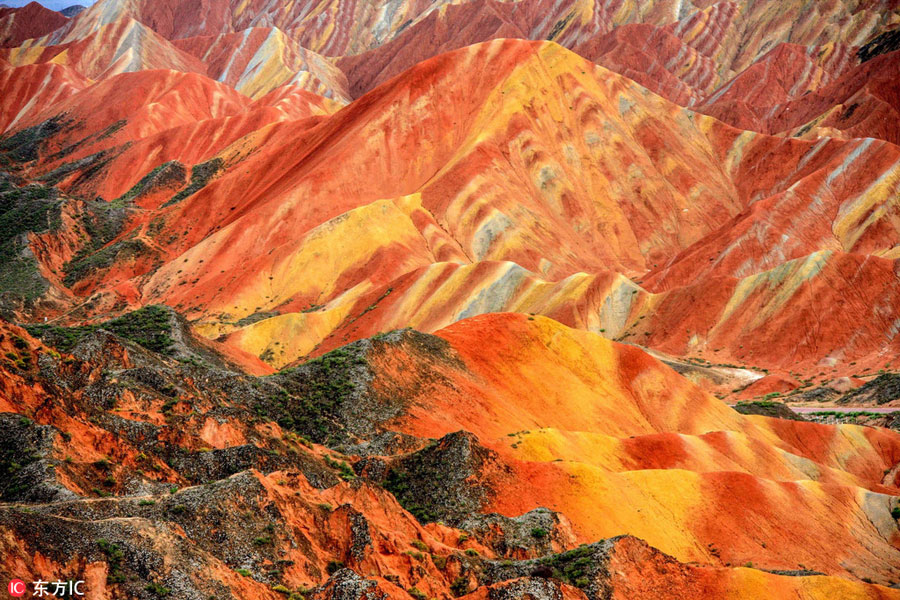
left=7, top=579, right=26, bottom=597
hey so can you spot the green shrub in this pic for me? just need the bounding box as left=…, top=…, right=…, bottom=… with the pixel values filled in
left=323, top=455, right=356, bottom=481
left=25, top=305, right=175, bottom=355
left=534, top=544, right=596, bottom=589
left=145, top=583, right=170, bottom=596
left=407, top=587, right=427, bottom=600
left=450, top=577, right=468, bottom=597
left=97, top=539, right=125, bottom=584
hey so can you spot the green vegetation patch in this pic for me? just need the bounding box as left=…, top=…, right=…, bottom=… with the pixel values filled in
left=60, top=188, right=141, bottom=287
left=383, top=465, right=439, bottom=524
left=25, top=305, right=176, bottom=355
left=115, top=161, right=187, bottom=204
left=733, top=400, right=804, bottom=421
left=63, top=236, right=147, bottom=287
left=261, top=345, right=370, bottom=445
left=97, top=539, right=126, bottom=584
left=0, top=176, right=62, bottom=301
left=809, top=410, right=893, bottom=418
left=0, top=116, right=68, bottom=164
left=161, top=157, right=223, bottom=207
left=534, top=544, right=596, bottom=589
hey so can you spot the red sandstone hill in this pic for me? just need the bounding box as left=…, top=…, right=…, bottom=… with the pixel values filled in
left=4, top=38, right=899, bottom=386
left=1, top=312, right=899, bottom=598
left=3, top=2, right=900, bottom=597
left=0, top=1, right=67, bottom=47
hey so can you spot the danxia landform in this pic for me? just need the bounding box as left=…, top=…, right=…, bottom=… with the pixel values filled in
left=1, top=1, right=900, bottom=599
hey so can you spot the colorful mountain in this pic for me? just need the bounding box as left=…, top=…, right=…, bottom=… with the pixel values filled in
left=0, top=1, right=67, bottom=47
left=2, top=312, right=900, bottom=598
left=2, top=0, right=900, bottom=597
left=5, top=37, right=899, bottom=383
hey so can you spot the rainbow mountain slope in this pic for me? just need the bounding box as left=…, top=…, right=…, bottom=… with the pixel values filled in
left=172, top=27, right=350, bottom=101
left=5, top=38, right=898, bottom=383
left=3, top=2, right=900, bottom=597
left=0, top=0, right=67, bottom=47
left=1, top=311, right=898, bottom=598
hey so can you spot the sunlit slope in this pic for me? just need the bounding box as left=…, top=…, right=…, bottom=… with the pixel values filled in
left=144, top=41, right=898, bottom=371
left=143, top=39, right=749, bottom=322
left=0, top=62, right=89, bottom=133
left=225, top=248, right=900, bottom=375
left=9, top=38, right=898, bottom=376
left=365, top=313, right=900, bottom=583
left=173, top=27, right=350, bottom=100
left=0, top=17, right=207, bottom=79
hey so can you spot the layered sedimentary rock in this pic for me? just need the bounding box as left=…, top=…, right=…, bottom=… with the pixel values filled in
left=1, top=312, right=898, bottom=598
left=0, top=1, right=67, bottom=47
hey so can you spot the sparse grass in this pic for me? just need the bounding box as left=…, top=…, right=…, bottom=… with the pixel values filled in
left=407, top=587, right=427, bottom=600
left=323, top=455, right=356, bottom=481
left=97, top=539, right=125, bottom=584
left=0, top=177, right=61, bottom=301
left=534, top=544, right=595, bottom=589
left=145, top=582, right=170, bottom=597
left=261, top=346, right=369, bottom=445
left=162, top=158, right=223, bottom=207
left=25, top=305, right=175, bottom=355
left=450, top=576, right=468, bottom=597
